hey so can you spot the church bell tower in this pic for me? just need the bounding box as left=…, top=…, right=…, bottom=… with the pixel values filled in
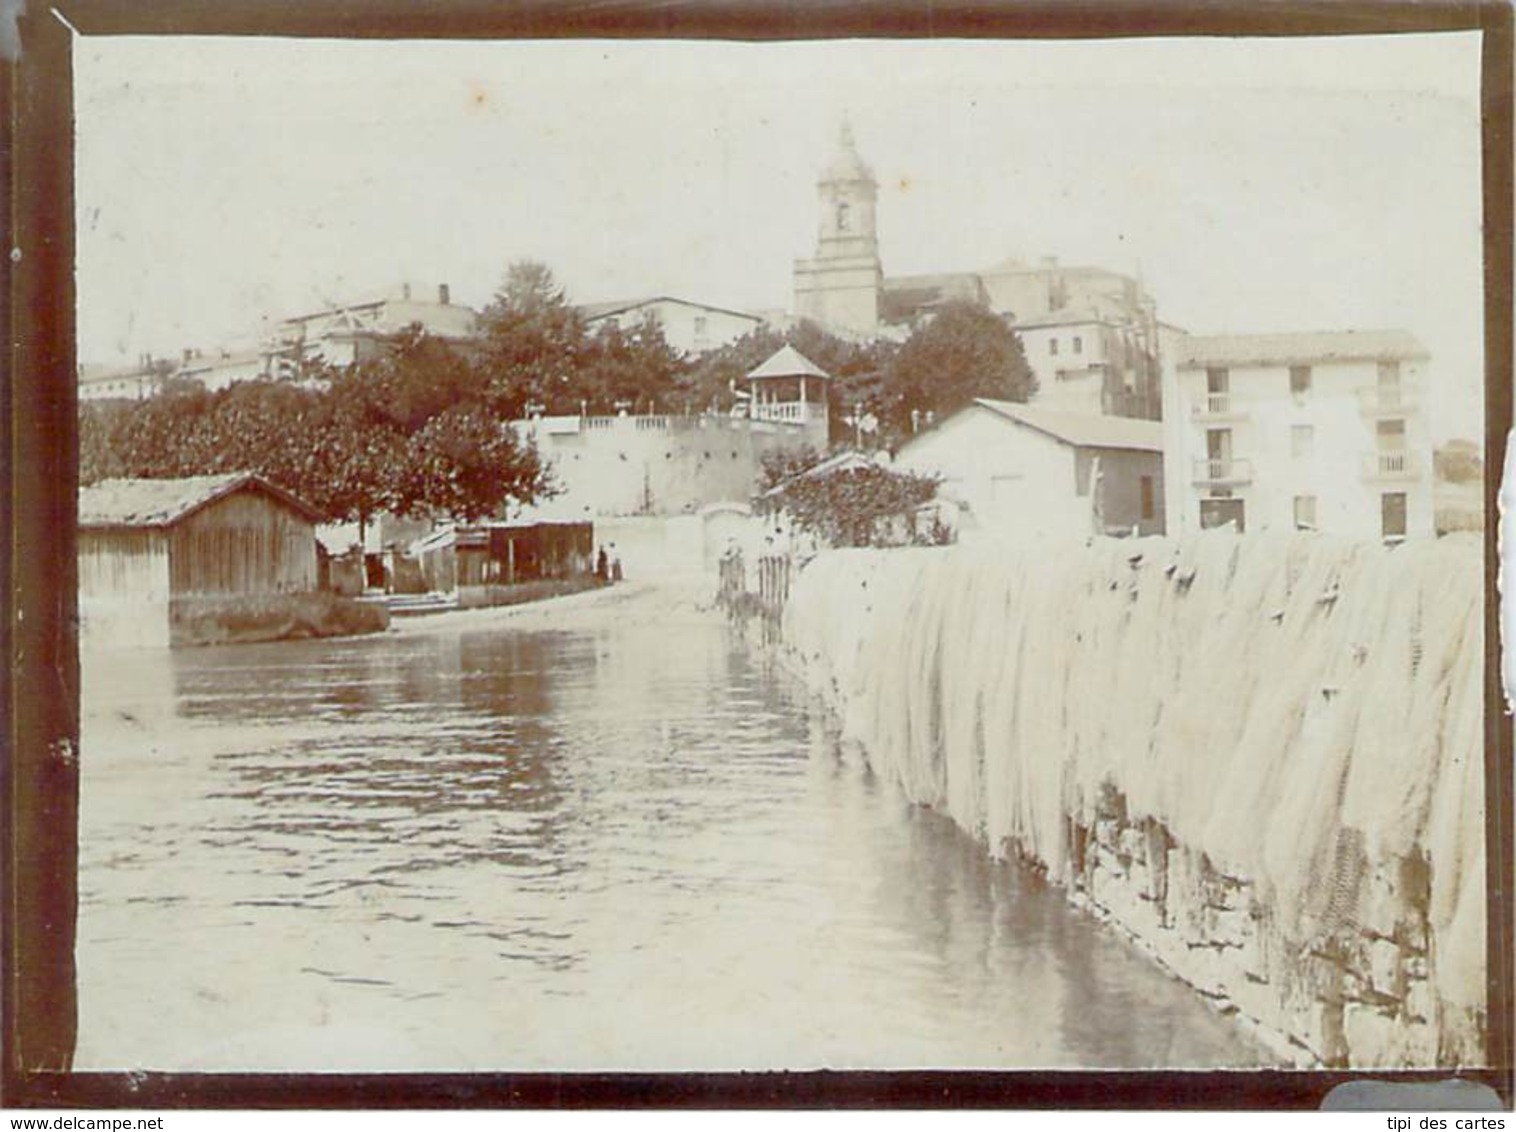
left=793, top=121, right=883, bottom=334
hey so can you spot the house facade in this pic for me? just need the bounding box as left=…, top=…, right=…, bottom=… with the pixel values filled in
left=894, top=398, right=1165, bottom=544
left=77, top=358, right=170, bottom=403
left=1161, top=330, right=1435, bottom=540
left=269, top=282, right=477, bottom=370
left=579, top=296, right=765, bottom=355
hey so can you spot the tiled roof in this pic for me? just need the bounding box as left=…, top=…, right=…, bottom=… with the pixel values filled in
left=746, top=345, right=830, bottom=381
left=973, top=399, right=1164, bottom=453
left=1174, top=330, right=1429, bottom=369
left=79, top=473, right=322, bottom=528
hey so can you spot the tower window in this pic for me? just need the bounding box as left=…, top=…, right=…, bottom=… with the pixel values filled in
left=836, top=201, right=850, bottom=232
left=1073, top=336, right=1083, bottom=355
left=1289, top=365, right=1312, bottom=396
left=1049, top=338, right=1059, bottom=356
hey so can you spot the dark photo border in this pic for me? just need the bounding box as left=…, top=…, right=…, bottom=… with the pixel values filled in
left=5, top=0, right=1512, bottom=1109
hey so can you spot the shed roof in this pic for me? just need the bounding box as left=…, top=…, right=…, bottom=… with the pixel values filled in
left=972, top=399, right=1164, bottom=453
left=760, top=449, right=879, bottom=498
left=746, top=345, right=830, bottom=381
left=79, top=473, right=323, bottom=528
left=1174, top=329, right=1429, bottom=369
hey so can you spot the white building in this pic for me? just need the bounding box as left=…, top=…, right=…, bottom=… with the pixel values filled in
left=78, top=358, right=167, bottom=403
left=1161, top=329, right=1434, bottom=540
left=270, top=282, right=477, bottom=370
left=792, top=123, right=1161, bottom=419
left=895, top=398, right=1164, bottom=544
left=512, top=347, right=827, bottom=519
left=578, top=296, right=765, bottom=355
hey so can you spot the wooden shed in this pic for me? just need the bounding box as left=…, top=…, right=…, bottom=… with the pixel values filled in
left=79, top=473, right=322, bottom=647
left=415, top=520, right=594, bottom=600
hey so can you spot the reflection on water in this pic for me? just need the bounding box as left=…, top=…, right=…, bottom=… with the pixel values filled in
left=78, top=611, right=1265, bottom=1071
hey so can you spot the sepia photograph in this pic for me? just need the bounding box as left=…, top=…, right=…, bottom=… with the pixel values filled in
left=5, top=1, right=1510, bottom=1106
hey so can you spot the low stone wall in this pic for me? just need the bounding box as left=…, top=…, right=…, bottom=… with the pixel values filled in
left=456, top=577, right=602, bottom=610
left=170, top=592, right=390, bottom=647
left=782, top=532, right=1485, bottom=1068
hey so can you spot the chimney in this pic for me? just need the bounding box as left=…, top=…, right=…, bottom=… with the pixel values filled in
left=438, top=283, right=451, bottom=306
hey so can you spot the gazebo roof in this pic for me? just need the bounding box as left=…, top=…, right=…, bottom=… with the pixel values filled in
left=746, top=345, right=830, bottom=382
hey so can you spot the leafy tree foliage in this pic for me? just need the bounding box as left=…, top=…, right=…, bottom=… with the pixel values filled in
left=756, top=444, right=827, bottom=494
left=764, top=460, right=939, bottom=548
left=680, top=320, right=896, bottom=429
left=476, top=261, right=590, bottom=417
left=477, top=261, right=686, bottom=415
left=80, top=330, right=553, bottom=535
left=883, top=300, right=1036, bottom=437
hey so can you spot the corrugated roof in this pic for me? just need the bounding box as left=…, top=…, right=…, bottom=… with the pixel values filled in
left=746, top=345, right=830, bottom=381
left=973, top=399, right=1164, bottom=452
left=79, top=473, right=322, bottom=528
left=1175, top=330, right=1429, bottom=369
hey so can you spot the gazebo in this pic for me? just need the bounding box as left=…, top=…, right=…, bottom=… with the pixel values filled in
left=744, top=345, right=830, bottom=428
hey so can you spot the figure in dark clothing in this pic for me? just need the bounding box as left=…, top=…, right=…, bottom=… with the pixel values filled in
left=596, top=546, right=609, bottom=583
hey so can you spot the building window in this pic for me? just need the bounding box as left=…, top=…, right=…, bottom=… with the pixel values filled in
left=1293, top=495, right=1317, bottom=530
left=1139, top=476, right=1155, bottom=520
left=1073, top=336, right=1083, bottom=355
left=1289, top=365, right=1312, bottom=397
left=1200, top=499, right=1245, bottom=532
left=1382, top=492, right=1408, bottom=539
left=1291, top=425, right=1314, bottom=459
left=1377, top=360, right=1401, bottom=388
left=1205, top=367, right=1229, bottom=394
left=1377, top=418, right=1407, bottom=450
left=1049, top=338, right=1059, bottom=356
left=693, top=316, right=708, bottom=335
left=836, top=201, right=850, bottom=232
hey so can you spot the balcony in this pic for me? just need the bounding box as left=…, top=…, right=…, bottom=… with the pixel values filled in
left=1191, top=392, right=1248, bottom=421
left=1361, top=450, right=1422, bottom=480
left=1357, top=385, right=1418, bottom=416
left=1192, top=457, right=1253, bottom=486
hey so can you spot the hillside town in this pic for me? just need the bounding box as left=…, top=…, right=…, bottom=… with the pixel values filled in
left=53, top=16, right=1498, bottom=1084
left=76, top=122, right=1483, bottom=650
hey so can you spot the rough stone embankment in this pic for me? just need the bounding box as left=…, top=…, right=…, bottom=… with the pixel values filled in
left=783, top=532, right=1485, bottom=1068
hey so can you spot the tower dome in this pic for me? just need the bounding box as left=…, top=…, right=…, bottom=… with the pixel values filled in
left=793, top=118, right=883, bottom=335
left=821, top=120, right=876, bottom=185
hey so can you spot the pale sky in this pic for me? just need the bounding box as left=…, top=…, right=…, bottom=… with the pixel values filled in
left=74, top=32, right=1486, bottom=441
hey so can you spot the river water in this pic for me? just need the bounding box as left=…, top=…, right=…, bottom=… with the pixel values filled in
left=77, top=585, right=1265, bottom=1071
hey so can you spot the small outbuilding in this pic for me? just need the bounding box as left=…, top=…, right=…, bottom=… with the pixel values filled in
left=895, top=399, right=1166, bottom=543
left=78, top=473, right=346, bottom=647
left=414, top=519, right=595, bottom=607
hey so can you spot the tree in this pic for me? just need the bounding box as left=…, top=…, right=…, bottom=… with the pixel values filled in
left=578, top=315, right=685, bottom=414
left=79, top=330, right=556, bottom=542
left=678, top=320, right=894, bottom=426
left=477, top=261, right=589, bottom=417
left=760, top=458, right=941, bottom=548
left=401, top=405, right=552, bottom=522
left=884, top=300, right=1036, bottom=437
